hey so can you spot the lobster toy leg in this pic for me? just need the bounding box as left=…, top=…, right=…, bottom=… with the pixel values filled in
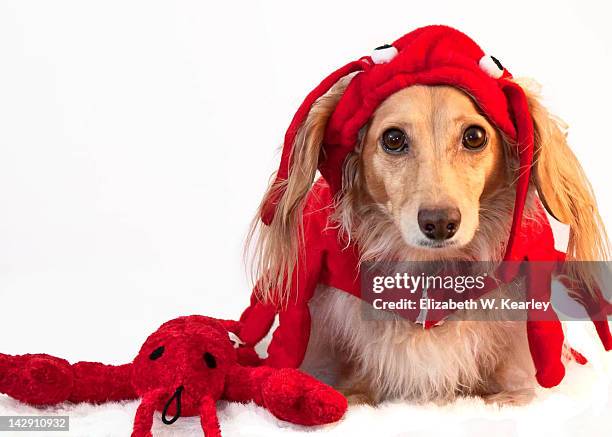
left=0, top=353, right=136, bottom=406
left=223, top=365, right=347, bottom=426
left=261, top=368, right=347, bottom=426
left=131, top=389, right=167, bottom=437
left=199, top=395, right=221, bottom=437
left=0, top=353, right=74, bottom=405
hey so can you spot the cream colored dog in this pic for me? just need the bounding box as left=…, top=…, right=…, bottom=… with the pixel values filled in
left=249, top=77, right=609, bottom=405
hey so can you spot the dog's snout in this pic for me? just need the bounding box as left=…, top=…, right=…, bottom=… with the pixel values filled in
left=418, top=207, right=461, bottom=241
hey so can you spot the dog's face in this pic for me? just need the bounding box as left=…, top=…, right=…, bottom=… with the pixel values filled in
left=360, top=85, right=507, bottom=251
left=254, top=76, right=607, bottom=302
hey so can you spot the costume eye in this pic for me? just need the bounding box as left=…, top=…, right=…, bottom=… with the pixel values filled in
left=381, top=128, right=408, bottom=153
left=203, top=352, right=217, bottom=369
left=371, top=43, right=398, bottom=64
left=149, top=346, right=164, bottom=360
left=478, top=55, right=504, bottom=79
left=462, top=125, right=488, bottom=150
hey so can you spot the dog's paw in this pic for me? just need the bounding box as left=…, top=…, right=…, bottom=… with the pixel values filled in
left=484, top=388, right=535, bottom=407
left=345, top=393, right=375, bottom=406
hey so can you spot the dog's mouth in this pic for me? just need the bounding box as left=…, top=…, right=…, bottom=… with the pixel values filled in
left=417, top=239, right=458, bottom=249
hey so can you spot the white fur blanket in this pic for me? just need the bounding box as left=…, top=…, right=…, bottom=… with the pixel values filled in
left=0, top=322, right=610, bottom=437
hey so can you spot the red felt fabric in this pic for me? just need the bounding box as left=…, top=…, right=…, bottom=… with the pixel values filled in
left=131, top=388, right=165, bottom=437
left=199, top=396, right=221, bottom=437
left=262, top=59, right=367, bottom=225
left=0, top=353, right=74, bottom=406
left=242, top=25, right=611, bottom=389
left=594, top=320, right=612, bottom=351
left=500, top=80, right=535, bottom=261
left=0, top=355, right=137, bottom=407
left=224, top=365, right=347, bottom=426
left=570, top=348, right=588, bottom=365
left=261, top=368, right=347, bottom=426
left=70, top=362, right=135, bottom=403
left=561, top=275, right=612, bottom=351
left=525, top=261, right=565, bottom=388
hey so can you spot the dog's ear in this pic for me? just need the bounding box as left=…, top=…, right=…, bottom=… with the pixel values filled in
left=518, top=80, right=610, bottom=263
left=274, top=76, right=351, bottom=224
left=249, top=76, right=353, bottom=304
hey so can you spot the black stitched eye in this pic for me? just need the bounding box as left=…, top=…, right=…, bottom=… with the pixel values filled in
left=381, top=128, right=408, bottom=153
left=490, top=56, right=504, bottom=71
left=149, top=346, right=164, bottom=360
left=462, top=125, right=488, bottom=150
left=203, top=352, right=217, bottom=369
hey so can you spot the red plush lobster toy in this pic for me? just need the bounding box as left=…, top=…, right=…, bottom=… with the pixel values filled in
left=0, top=315, right=347, bottom=437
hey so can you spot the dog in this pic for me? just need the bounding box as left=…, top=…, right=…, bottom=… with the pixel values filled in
left=246, top=50, right=609, bottom=405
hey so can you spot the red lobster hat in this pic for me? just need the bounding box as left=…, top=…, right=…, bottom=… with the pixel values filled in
left=262, top=25, right=532, bottom=262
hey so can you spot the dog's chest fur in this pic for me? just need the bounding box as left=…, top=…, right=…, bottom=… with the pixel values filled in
left=301, top=284, right=536, bottom=403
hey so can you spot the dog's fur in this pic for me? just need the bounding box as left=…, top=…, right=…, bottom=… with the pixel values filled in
left=247, top=77, right=610, bottom=405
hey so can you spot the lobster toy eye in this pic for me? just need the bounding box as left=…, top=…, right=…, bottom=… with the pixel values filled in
left=203, top=352, right=217, bottom=369
left=381, top=128, right=408, bottom=153
left=149, top=346, right=165, bottom=360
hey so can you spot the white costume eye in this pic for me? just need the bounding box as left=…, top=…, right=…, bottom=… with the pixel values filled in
left=371, top=44, right=398, bottom=64
left=479, top=55, right=504, bottom=79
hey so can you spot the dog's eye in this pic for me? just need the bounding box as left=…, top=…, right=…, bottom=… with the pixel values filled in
left=149, top=346, right=165, bottom=360
left=203, top=352, right=217, bottom=369
left=462, top=125, right=488, bottom=150
left=381, top=128, right=408, bottom=153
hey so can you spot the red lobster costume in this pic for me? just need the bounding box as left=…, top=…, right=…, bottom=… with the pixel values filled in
left=0, top=316, right=347, bottom=437
left=238, top=25, right=612, bottom=388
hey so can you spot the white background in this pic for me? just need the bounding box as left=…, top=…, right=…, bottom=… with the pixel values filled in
left=0, top=0, right=610, bottom=386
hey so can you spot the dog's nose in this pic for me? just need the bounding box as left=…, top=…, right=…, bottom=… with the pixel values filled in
left=417, top=207, right=461, bottom=241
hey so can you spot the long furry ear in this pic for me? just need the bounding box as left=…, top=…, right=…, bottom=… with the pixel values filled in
left=517, top=79, right=610, bottom=287
left=247, top=76, right=353, bottom=305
